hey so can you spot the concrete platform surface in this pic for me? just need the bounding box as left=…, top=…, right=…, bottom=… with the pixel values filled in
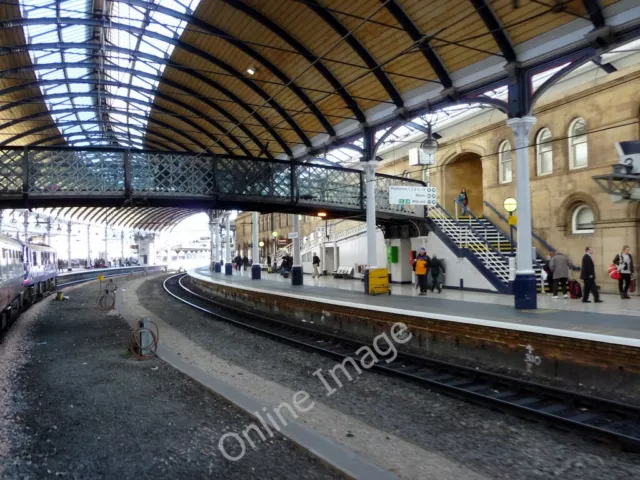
left=192, top=268, right=640, bottom=343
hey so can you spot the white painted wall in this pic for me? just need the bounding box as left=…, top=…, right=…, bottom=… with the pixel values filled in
left=336, top=230, right=386, bottom=271
left=297, top=227, right=496, bottom=291
left=413, top=234, right=497, bottom=291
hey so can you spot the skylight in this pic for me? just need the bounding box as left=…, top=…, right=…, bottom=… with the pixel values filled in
left=19, top=0, right=201, bottom=148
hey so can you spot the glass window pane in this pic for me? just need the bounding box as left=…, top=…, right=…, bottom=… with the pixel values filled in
left=573, top=143, right=588, bottom=168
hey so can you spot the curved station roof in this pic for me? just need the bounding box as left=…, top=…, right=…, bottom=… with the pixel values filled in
left=1, top=0, right=639, bottom=229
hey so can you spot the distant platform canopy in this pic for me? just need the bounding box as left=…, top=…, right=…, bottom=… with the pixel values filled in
left=24, top=206, right=204, bottom=232
left=0, top=0, right=639, bottom=162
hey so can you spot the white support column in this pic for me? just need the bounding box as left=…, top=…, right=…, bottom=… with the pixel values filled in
left=507, top=116, right=537, bottom=309
left=362, top=161, right=378, bottom=268
left=120, top=231, right=125, bottom=265
left=208, top=214, right=216, bottom=270
left=87, top=225, right=91, bottom=266
left=0, top=211, right=3, bottom=235
left=320, top=229, right=326, bottom=276
left=214, top=218, right=220, bottom=263
left=67, top=222, right=72, bottom=271
left=291, top=214, right=302, bottom=285
left=333, top=242, right=338, bottom=273
left=224, top=213, right=233, bottom=275
left=104, top=225, right=108, bottom=263
left=251, top=212, right=261, bottom=279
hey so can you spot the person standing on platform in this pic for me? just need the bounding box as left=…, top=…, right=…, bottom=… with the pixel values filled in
left=267, top=255, right=271, bottom=269
left=312, top=252, right=321, bottom=278
left=543, top=251, right=554, bottom=294
left=613, top=246, right=634, bottom=299
left=548, top=249, right=577, bottom=299
left=581, top=246, right=603, bottom=303
left=457, top=188, right=469, bottom=214
left=429, top=254, right=444, bottom=293
left=242, top=255, right=249, bottom=271
left=413, top=248, right=430, bottom=296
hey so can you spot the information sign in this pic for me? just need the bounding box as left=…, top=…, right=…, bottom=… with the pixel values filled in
left=389, top=186, right=437, bottom=206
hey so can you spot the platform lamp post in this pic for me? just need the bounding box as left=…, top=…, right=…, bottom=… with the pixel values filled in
left=503, top=197, right=517, bottom=255
left=259, top=241, right=265, bottom=262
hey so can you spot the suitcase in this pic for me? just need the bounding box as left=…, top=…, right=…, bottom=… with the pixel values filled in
left=569, top=280, right=582, bottom=299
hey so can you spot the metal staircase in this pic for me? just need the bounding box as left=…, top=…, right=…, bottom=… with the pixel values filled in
left=454, top=214, right=547, bottom=291
left=427, top=204, right=512, bottom=288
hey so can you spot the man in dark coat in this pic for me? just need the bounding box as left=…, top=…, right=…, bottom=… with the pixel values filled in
left=581, top=246, right=603, bottom=303
left=429, top=254, right=445, bottom=293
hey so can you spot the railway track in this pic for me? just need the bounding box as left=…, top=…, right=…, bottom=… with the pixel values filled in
left=164, top=273, right=640, bottom=451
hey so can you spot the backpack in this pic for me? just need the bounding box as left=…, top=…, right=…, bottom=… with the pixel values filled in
left=569, top=280, right=582, bottom=299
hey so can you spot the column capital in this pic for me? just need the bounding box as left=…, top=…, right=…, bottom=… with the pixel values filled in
left=506, top=116, right=536, bottom=142
left=361, top=160, right=378, bottom=177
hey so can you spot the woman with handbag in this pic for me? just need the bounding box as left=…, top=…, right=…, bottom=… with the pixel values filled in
left=613, top=246, right=634, bottom=299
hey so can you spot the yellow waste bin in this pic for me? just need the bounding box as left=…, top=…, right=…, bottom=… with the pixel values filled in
left=365, top=267, right=391, bottom=295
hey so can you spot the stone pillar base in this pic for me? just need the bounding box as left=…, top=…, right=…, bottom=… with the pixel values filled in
left=291, top=266, right=303, bottom=286
left=224, top=263, right=233, bottom=275
left=214, top=262, right=222, bottom=273
left=514, top=273, right=537, bottom=309
left=251, top=264, right=261, bottom=280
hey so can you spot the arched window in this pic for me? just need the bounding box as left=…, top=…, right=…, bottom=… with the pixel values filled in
left=572, top=205, right=594, bottom=234
left=536, top=128, right=553, bottom=176
left=569, top=118, right=588, bottom=169
left=498, top=140, right=512, bottom=184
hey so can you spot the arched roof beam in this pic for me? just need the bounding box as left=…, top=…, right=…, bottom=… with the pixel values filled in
left=469, top=0, right=517, bottom=62
left=161, top=210, right=200, bottom=232
left=0, top=78, right=238, bottom=154
left=0, top=19, right=299, bottom=154
left=132, top=209, right=182, bottom=231
left=0, top=101, right=211, bottom=153
left=31, top=134, right=171, bottom=151
left=221, top=0, right=366, bottom=123
left=104, top=208, right=146, bottom=228
left=122, top=209, right=157, bottom=229
left=0, top=45, right=271, bottom=157
left=382, top=0, right=452, bottom=88
left=163, top=211, right=200, bottom=232
left=9, top=122, right=189, bottom=150
left=303, top=0, right=404, bottom=107
left=116, top=0, right=335, bottom=138
left=583, top=0, right=606, bottom=29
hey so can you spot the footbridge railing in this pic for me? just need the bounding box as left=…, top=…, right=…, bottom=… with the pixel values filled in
left=0, top=147, right=424, bottom=219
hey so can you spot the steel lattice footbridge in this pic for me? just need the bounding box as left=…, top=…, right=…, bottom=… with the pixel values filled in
left=0, top=146, right=425, bottom=222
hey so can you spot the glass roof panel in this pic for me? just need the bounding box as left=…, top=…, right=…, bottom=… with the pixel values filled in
left=19, top=0, right=201, bottom=147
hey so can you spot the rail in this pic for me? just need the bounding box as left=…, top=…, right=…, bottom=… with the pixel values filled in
left=166, top=273, right=640, bottom=451
left=57, top=265, right=166, bottom=286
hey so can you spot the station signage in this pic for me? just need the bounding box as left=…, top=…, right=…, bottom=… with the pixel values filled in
left=389, top=186, right=437, bottom=206
left=288, top=232, right=299, bottom=239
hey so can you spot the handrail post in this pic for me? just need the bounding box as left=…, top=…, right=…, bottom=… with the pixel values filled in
left=455, top=199, right=458, bottom=220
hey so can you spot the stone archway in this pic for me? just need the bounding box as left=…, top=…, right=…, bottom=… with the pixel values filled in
left=444, top=152, right=484, bottom=215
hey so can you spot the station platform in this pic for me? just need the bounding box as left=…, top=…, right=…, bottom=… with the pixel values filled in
left=191, top=267, right=640, bottom=343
